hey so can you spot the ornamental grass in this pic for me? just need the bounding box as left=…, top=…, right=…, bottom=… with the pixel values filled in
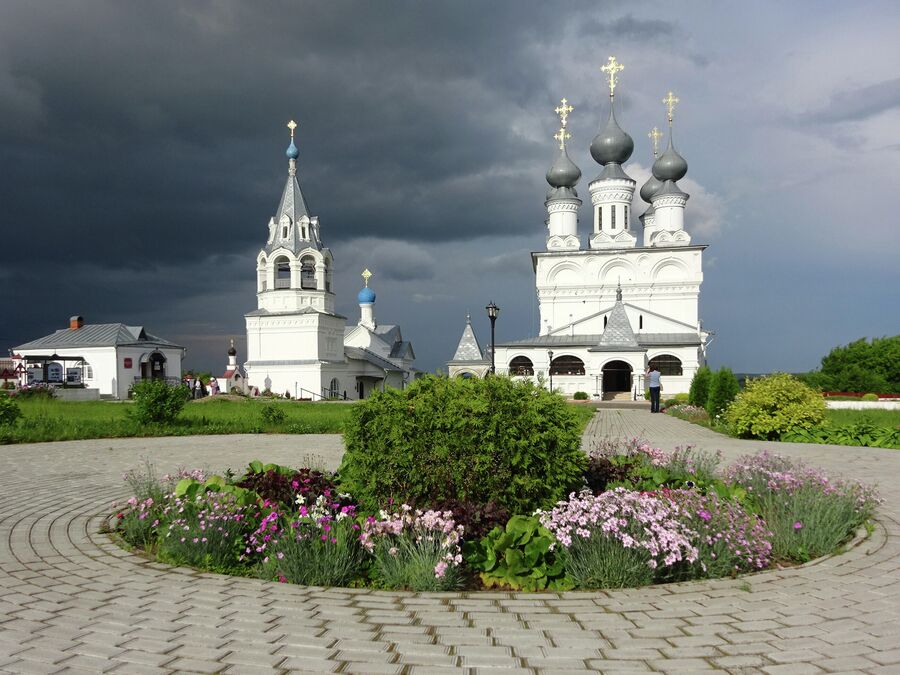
left=362, top=506, right=465, bottom=591
left=725, top=451, right=879, bottom=562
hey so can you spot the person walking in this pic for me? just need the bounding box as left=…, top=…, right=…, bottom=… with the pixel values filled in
left=194, top=377, right=203, bottom=399
left=646, top=364, right=662, bottom=413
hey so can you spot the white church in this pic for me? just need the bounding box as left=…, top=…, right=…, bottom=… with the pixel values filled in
left=449, top=58, right=710, bottom=399
left=243, top=121, right=417, bottom=400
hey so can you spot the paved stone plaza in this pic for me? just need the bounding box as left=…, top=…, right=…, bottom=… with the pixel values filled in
left=0, top=411, right=898, bottom=674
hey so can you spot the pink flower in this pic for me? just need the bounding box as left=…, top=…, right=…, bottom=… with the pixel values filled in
left=793, top=521, right=803, bottom=530
left=698, top=510, right=712, bottom=522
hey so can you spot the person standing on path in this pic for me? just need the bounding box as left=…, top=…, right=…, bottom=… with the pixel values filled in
left=646, top=364, right=662, bottom=413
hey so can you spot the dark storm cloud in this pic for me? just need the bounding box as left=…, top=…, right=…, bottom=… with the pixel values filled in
left=806, top=76, right=900, bottom=124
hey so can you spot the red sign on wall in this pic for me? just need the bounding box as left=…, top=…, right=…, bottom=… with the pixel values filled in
left=124, top=358, right=133, bottom=368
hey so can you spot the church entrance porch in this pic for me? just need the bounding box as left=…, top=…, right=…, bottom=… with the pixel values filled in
left=602, top=360, right=633, bottom=400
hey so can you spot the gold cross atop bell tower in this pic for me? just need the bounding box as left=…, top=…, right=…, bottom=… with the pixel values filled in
left=648, top=127, right=663, bottom=158
left=601, top=56, right=624, bottom=97
left=287, top=119, right=297, bottom=138
left=663, top=91, right=679, bottom=125
left=361, top=268, right=372, bottom=287
left=553, top=98, right=574, bottom=150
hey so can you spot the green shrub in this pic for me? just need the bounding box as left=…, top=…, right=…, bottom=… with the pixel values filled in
left=339, top=375, right=586, bottom=514
left=260, top=404, right=286, bottom=425
left=463, top=515, right=573, bottom=591
left=706, top=367, right=740, bottom=419
left=0, top=397, right=21, bottom=426
left=724, top=373, right=826, bottom=440
left=688, top=366, right=712, bottom=407
left=130, top=380, right=191, bottom=424
left=861, top=393, right=879, bottom=402
left=573, top=391, right=589, bottom=400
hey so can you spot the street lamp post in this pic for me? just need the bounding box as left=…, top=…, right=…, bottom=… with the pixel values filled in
left=547, top=349, right=554, bottom=392
left=485, top=301, right=500, bottom=374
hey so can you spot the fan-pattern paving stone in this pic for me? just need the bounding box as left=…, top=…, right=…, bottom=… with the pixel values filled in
left=0, top=414, right=897, bottom=673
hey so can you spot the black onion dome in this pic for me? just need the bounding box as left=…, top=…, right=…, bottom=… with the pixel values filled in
left=590, top=104, right=634, bottom=166
left=652, top=136, right=688, bottom=182
left=546, top=145, right=582, bottom=189
left=227, top=344, right=237, bottom=356
left=640, top=174, right=663, bottom=204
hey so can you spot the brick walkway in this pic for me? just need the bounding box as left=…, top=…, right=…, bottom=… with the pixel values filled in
left=0, top=413, right=898, bottom=674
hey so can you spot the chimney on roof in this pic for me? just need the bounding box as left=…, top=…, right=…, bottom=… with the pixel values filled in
left=69, top=315, right=84, bottom=330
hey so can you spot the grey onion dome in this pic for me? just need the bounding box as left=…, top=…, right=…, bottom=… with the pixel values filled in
left=546, top=145, right=581, bottom=189
left=590, top=103, right=634, bottom=166
left=652, top=136, right=688, bottom=182
left=640, top=174, right=663, bottom=204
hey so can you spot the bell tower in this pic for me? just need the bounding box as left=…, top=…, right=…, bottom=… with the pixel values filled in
left=255, top=119, right=335, bottom=314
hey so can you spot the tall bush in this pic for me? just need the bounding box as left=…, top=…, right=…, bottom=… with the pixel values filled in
left=131, top=380, right=191, bottom=424
left=0, top=397, right=21, bottom=427
left=688, top=366, right=712, bottom=408
left=339, top=375, right=586, bottom=514
left=706, top=367, right=739, bottom=419
left=724, top=373, right=826, bottom=440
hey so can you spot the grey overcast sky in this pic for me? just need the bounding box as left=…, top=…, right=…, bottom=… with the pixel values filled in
left=1, top=1, right=898, bottom=375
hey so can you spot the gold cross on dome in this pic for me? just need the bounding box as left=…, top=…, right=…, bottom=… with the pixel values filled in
left=663, top=91, right=679, bottom=124
left=554, top=98, right=574, bottom=128
left=287, top=119, right=297, bottom=139
left=648, top=127, right=663, bottom=157
left=554, top=128, right=571, bottom=150
left=601, top=56, right=624, bottom=96
left=361, top=268, right=372, bottom=287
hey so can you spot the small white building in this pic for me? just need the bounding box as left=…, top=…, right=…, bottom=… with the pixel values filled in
left=12, top=316, right=185, bottom=399
left=244, top=122, right=419, bottom=399
left=219, top=339, right=248, bottom=395
left=450, top=60, right=710, bottom=399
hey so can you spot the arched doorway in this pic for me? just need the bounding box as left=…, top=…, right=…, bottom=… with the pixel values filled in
left=602, top=360, right=632, bottom=394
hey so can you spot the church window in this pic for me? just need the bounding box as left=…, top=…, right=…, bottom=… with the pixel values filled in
left=598, top=207, right=603, bottom=230
left=301, top=226, right=307, bottom=239
left=639, top=315, right=643, bottom=329
left=611, top=206, right=617, bottom=229
left=624, top=205, right=629, bottom=230
left=328, top=378, right=340, bottom=398
left=275, top=256, right=291, bottom=288
left=550, top=355, right=585, bottom=376
left=604, top=315, right=608, bottom=328
left=649, top=354, right=683, bottom=376
left=508, top=356, right=534, bottom=376
left=300, top=256, right=316, bottom=289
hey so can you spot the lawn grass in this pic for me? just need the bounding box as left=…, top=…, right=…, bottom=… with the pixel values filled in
left=2, top=397, right=353, bottom=444
left=824, top=408, right=900, bottom=428
left=1, top=396, right=595, bottom=444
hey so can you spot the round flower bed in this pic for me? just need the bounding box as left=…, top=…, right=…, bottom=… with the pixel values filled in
left=112, top=443, right=879, bottom=591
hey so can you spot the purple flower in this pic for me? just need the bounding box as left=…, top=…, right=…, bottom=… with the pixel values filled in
left=698, top=509, right=712, bottom=522
left=793, top=521, right=803, bottom=530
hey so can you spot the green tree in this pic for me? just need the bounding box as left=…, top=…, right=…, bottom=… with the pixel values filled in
left=706, top=367, right=739, bottom=419
left=807, top=336, right=900, bottom=394
left=688, top=366, right=712, bottom=408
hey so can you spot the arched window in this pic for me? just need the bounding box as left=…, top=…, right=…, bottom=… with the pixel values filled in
left=649, top=354, right=683, bottom=376
left=328, top=378, right=340, bottom=398
left=550, top=355, right=585, bottom=376
left=639, top=315, right=643, bottom=329
left=604, top=315, right=608, bottom=328
left=300, top=256, right=317, bottom=289
left=457, top=372, right=475, bottom=379
left=508, top=356, right=534, bottom=376
left=274, top=256, right=291, bottom=289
